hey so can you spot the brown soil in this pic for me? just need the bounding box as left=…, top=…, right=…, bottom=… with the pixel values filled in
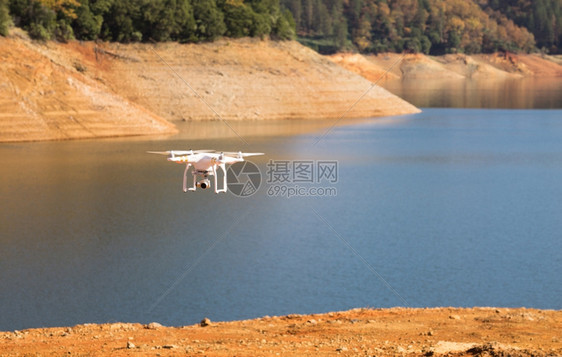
left=0, top=29, right=419, bottom=143
left=435, top=54, right=523, bottom=79
left=1, top=307, right=560, bottom=356
left=0, top=30, right=177, bottom=143
left=94, top=38, right=419, bottom=123
left=487, top=53, right=562, bottom=77
left=328, top=51, right=562, bottom=82
left=362, top=53, right=465, bottom=80
left=327, top=53, right=400, bottom=81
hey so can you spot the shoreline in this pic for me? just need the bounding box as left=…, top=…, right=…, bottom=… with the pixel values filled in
left=2, top=307, right=561, bottom=356
left=3, top=28, right=561, bottom=143
left=328, top=52, right=562, bottom=81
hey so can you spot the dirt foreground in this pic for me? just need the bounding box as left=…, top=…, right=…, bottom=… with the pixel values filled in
left=1, top=307, right=560, bottom=356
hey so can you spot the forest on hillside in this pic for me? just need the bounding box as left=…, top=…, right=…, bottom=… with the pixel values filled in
left=0, top=0, right=560, bottom=54
left=0, top=0, right=295, bottom=42
left=282, top=0, right=561, bottom=54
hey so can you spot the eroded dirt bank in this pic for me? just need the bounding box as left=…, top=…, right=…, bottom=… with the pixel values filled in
left=328, top=52, right=562, bottom=81
left=0, top=32, right=177, bottom=143
left=1, top=307, right=560, bottom=356
left=0, top=31, right=420, bottom=143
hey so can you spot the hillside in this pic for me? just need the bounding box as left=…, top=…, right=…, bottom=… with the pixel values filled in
left=0, top=31, right=420, bottom=142
left=1, top=307, right=561, bottom=356
left=0, top=31, right=177, bottom=142
left=285, top=0, right=540, bottom=54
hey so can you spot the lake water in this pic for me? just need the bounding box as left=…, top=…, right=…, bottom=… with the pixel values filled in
left=1, top=82, right=562, bottom=331
left=380, top=78, right=562, bottom=109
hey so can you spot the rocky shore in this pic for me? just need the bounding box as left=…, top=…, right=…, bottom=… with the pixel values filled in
left=1, top=307, right=561, bottom=356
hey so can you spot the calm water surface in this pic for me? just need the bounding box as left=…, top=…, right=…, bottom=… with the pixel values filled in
left=1, top=95, right=562, bottom=331
left=380, top=78, right=562, bottom=109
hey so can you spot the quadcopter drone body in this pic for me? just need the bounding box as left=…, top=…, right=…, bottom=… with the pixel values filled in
left=148, top=150, right=263, bottom=193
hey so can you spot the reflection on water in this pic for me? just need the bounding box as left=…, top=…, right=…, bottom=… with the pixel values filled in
left=162, top=117, right=404, bottom=140
left=380, top=78, right=562, bottom=109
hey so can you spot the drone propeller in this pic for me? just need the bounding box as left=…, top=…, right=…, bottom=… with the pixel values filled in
left=147, top=151, right=173, bottom=155
left=147, top=149, right=215, bottom=156
left=222, top=151, right=264, bottom=157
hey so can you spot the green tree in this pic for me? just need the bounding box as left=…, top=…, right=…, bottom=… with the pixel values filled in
left=0, top=0, right=11, bottom=36
left=222, top=0, right=254, bottom=37
left=193, top=0, right=226, bottom=41
left=174, top=0, right=197, bottom=42
left=101, top=0, right=139, bottom=42
left=272, top=7, right=295, bottom=39
left=331, top=7, right=347, bottom=49
left=480, top=0, right=557, bottom=52
left=27, top=1, right=57, bottom=40
left=73, top=0, right=103, bottom=40
left=132, top=0, right=196, bottom=42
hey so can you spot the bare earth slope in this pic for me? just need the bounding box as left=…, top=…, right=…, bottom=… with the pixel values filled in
left=329, top=52, right=562, bottom=81
left=1, top=307, right=561, bottom=356
left=95, top=38, right=420, bottom=122
left=0, top=33, right=420, bottom=142
left=0, top=33, right=177, bottom=143
left=328, top=53, right=400, bottom=81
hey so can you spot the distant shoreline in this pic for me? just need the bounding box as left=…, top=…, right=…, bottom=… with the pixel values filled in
left=3, top=27, right=560, bottom=143
left=328, top=52, right=562, bottom=82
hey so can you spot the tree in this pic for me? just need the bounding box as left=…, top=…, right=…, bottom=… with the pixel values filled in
left=37, top=0, right=79, bottom=18
left=222, top=0, right=254, bottom=37
left=27, top=1, right=57, bottom=40
left=174, top=0, right=197, bottom=42
left=480, top=0, right=558, bottom=52
left=0, top=0, right=11, bottom=36
left=272, top=8, right=295, bottom=40
left=281, top=0, right=540, bottom=54
left=72, top=0, right=103, bottom=40
left=192, top=0, right=226, bottom=41
left=101, top=0, right=139, bottom=42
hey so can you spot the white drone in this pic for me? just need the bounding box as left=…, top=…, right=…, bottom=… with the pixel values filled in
left=148, top=150, right=264, bottom=193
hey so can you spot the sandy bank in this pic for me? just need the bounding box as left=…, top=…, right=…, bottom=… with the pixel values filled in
left=0, top=30, right=420, bottom=143
left=93, top=38, right=419, bottom=122
left=0, top=31, right=177, bottom=143
left=1, top=307, right=560, bottom=356
left=328, top=52, right=562, bottom=81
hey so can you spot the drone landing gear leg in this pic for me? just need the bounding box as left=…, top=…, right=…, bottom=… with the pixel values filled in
left=213, top=164, right=227, bottom=194
left=221, top=163, right=227, bottom=193
left=189, top=172, right=196, bottom=192
left=183, top=164, right=196, bottom=192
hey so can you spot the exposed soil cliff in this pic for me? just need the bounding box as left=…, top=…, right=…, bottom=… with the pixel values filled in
left=0, top=31, right=177, bottom=143
left=0, top=30, right=420, bottom=143
left=328, top=52, right=562, bottom=81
